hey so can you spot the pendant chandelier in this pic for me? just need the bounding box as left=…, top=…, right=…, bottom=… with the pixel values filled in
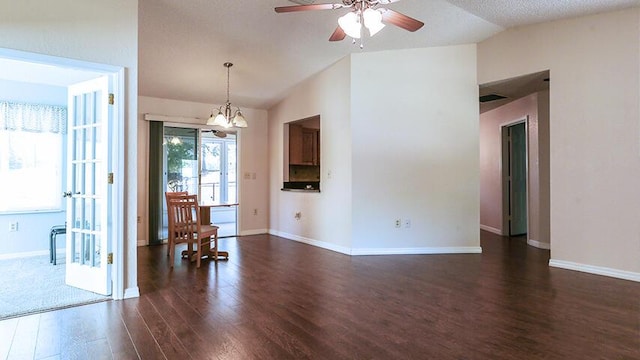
left=207, top=62, right=248, bottom=128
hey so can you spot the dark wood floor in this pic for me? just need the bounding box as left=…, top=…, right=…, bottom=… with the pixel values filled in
left=1, top=232, right=639, bottom=359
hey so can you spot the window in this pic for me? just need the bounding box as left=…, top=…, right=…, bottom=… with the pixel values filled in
left=0, top=101, right=66, bottom=212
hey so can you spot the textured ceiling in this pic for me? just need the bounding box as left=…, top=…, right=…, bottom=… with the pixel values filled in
left=3, top=1, right=638, bottom=110
left=137, top=0, right=639, bottom=110
left=446, top=0, right=640, bottom=28
left=137, top=0, right=503, bottom=109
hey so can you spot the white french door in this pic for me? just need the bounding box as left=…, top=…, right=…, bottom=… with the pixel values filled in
left=65, top=76, right=112, bottom=296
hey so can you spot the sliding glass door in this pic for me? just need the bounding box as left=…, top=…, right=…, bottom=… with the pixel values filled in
left=200, top=133, right=237, bottom=237
left=154, top=126, right=237, bottom=243
left=200, top=137, right=236, bottom=204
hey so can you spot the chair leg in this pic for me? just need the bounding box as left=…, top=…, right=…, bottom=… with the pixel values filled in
left=213, top=233, right=218, bottom=260
left=196, top=240, right=202, bottom=268
left=52, top=233, right=57, bottom=265
left=169, top=242, right=175, bottom=268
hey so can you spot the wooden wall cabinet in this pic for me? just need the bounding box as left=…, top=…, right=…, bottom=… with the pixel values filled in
left=289, top=124, right=319, bottom=165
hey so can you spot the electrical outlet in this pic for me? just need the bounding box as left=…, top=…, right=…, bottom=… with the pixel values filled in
left=9, top=222, right=18, bottom=232
left=404, top=219, right=411, bottom=228
left=394, top=219, right=401, bottom=228
left=253, top=208, right=258, bottom=216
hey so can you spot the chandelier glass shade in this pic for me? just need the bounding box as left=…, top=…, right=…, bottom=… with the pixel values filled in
left=207, top=62, right=248, bottom=128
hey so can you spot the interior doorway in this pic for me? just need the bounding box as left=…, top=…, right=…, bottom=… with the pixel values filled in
left=0, top=48, right=125, bottom=317
left=502, top=119, right=528, bottom=236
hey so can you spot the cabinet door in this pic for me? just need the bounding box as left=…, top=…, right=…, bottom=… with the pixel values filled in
left=301, top=129, right=316, bottom=165
left=289, top=124, right=303, bottom=165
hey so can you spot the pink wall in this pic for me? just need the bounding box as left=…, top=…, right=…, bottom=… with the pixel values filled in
left=480, top=91, right=550, bottom=247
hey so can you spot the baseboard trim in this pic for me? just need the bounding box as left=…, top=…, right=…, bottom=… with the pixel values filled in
left=0, top=249, right=50, bottom=260
left=549, top=259, right=640, bottom=283
left=123, top=287, right=140, bottom=299
left=527, top=239, right=550, bottom=250
left=480, top=224, right=502, bottom=235
left=351, top=246, right=483, bottom=256
left=137, top=240, right=147, bottom=246
left=269, top=230, right=351, bottom=255
left=239, top=229, right=269, bottom=236
left=269, top=230, right=482, bottom=256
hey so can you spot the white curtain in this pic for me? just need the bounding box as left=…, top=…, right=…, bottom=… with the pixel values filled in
left=0, top=101, right=67, bottom=134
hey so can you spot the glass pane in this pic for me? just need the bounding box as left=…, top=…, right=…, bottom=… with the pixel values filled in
left=74, top=96, right=82, bottom=127
left=93, top=91, right=102, bottom=125
left=165, top=127, right=198, bottom=193
left=71, top=197, right=77, bottom=229
left=84, top=163, right=94, bottom=196
left=94, top=199, right=101, bottom=231
left=94, top=234, right=101, bottom=267
left=95, top=124, right=102, bottom=161
left=84, top=198, right=93, bottom=231
left=75, top=128, right=83, bottom=161
left=201, top=141, right=221, bottom=203
left=84, top=93, right=94, bottom=126
left=85, top=126, right=93, bottom=161
left=74, top=197, right=83, bottom=230
left=83, top=233, right=91, bottom=264
left=227, top=143, right=237, bottom=204
left=93, top=162, right=102, bottom=195
left=73, top=232, right=81, bottom=263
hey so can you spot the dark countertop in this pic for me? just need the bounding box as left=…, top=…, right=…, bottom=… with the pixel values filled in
left=282, top=181, right=320, bottom=192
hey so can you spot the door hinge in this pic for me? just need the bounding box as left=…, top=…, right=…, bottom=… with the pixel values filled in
left=107, top=253, right=113, bottom=264
left=108, top=93, right=114, bottom=105
left=107, top=172, right=114, bottom=184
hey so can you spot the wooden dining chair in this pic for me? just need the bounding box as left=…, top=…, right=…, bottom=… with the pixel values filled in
left=166, top=194, right=220, bottom=268
left=165, top=191, right=188, bottom=257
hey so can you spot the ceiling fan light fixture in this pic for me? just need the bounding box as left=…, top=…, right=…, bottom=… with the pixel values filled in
left=338, top=11, right=361, bottom=39
left=363, top=8, right=385, bottom=36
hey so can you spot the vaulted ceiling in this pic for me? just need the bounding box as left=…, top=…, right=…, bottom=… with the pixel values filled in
left=139, top=0, right=638, bottom=110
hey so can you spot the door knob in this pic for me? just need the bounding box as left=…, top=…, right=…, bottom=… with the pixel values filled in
left=63, top=191, right=72, bottom=198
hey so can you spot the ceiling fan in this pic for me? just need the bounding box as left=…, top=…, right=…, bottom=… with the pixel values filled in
left=202, top=129, right=227, bottom=138
left=275, top=0, right=424, bottom=44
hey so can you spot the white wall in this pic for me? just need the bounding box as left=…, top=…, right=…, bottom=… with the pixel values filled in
left=0, top=79, right=66, bottom=105
left=478, top=8, right=640, bottom=279
left=0, top=0, right=140, bottom=295
left=269, top=45, right=480, bottom=254
left=350, top=45, right=480, bottom=253
left=269, top=57, right=354, bottom=253
left=137, top=96, right=269, bottom=243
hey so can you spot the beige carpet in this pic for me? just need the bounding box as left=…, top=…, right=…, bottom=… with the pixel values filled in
left=0, top=254, right=109, bottom=320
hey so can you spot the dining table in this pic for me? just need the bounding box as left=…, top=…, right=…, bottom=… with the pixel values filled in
left=198, top=202, right=239, bottom=260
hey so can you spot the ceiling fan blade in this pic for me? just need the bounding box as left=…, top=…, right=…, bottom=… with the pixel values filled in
left=376, top=0, right=402, bottom=4
left=275, top=3, right=345, bottom=13
left=329, top=26, right=346, bottom=41
left=379, top=8, right=424, bottom=32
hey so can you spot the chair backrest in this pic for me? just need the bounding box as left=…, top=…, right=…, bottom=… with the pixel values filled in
left=165, top=191, right=188, bottom=206
left=165, top=191, right=188, bottom=235
left=167, top=194, right=200, bottom=244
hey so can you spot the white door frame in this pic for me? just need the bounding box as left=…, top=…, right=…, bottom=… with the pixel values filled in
left=500, top=116, right=529, bottom=240
left=0, top=48, right=126, bottom=299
